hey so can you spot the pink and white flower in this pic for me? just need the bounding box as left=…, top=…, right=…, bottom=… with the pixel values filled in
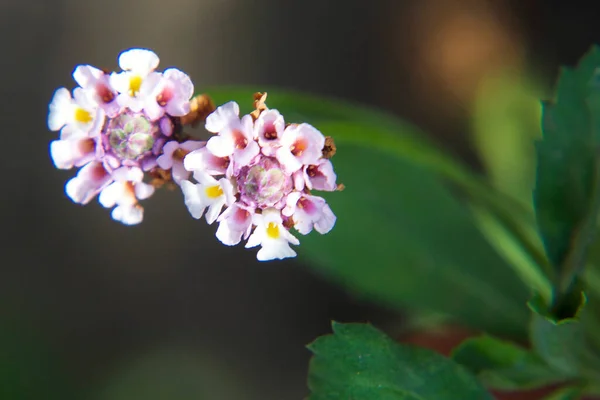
left=276, top=123, right=325, bottom=174
left=141, top=68, right=194, bottom=120
left=180, top=171, right=235, bottom=223
left=183, top=147, right=230, bottom=176
left=73, top=65, right=121, bottom=117
left=50, top=135, right=97, bottom=170
left=296, top=158, right=337, bottom=191
left=110, top=49, right=162, bottom=112
left=98, top=167, right=155, bottom=225
left=65, top=161, right=112, bottom=205
left=156, top=140, right=204, bottom=183
left=254, top=109, right=285, bottom=156
left=245, top=208, right=299, bottom=261
left=215, top=203, right=254, bottom=246
left=283, top=192, right=336, bottom=235
left=205, top=102, right=259, bottom=170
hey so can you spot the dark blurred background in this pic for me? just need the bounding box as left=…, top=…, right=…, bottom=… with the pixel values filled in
left=0, top=0, right=599, bottom=398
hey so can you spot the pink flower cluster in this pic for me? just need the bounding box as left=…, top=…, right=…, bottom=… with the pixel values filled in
left=47, top=48, right=201, bottom=224
left=47, top=48, right=340, bottom=261
left=181, top=100, right=338, bottom=261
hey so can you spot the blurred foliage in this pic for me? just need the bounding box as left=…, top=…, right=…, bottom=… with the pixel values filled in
left=451, top=334, right=564, bottom=391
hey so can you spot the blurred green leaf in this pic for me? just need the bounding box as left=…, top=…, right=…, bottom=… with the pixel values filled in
left=471, top=70, right=543, bottom=209
left=534, top=45, right=600, bottom=309
left=307, top=322, right=493, bottom=400
left=529, top=294, right=600, bottom=381
left=206, top=88, right=531, bottom=338
left=451, top=334, right=564, bottom=390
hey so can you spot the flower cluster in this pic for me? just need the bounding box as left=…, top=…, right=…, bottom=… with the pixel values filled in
left=47, top=49, right=341, bottom=261
left=47, top=48, right=203, bottom=224
left=180, top=94, right=339, bottom=261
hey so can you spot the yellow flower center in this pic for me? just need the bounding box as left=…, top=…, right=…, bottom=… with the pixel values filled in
left=74, top=108, right=92, bottom=123
left=205, top=185, right=223, bottom=199
left=129, top=75, right=143, bottom=97
left=266, top=222, right=280, bottom=239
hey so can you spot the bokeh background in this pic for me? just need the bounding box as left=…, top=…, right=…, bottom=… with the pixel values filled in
left=1, top=0, right=600, bottom=398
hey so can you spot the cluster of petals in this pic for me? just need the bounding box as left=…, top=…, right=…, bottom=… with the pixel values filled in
left=181, top=100, right=338, bottom=261
left=47, top=48, right=198, bottom=224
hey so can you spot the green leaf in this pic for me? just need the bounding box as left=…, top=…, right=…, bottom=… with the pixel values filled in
left=529, top=295, right=600, bottom=380
left=451, top=335, right=564, bottom=390
left=307, top=322, right=493, bottom=400
left=534, top=45, right=600, bottom=308
left=471, top=70, right=544, bottom=210
left=205, top=88, right=531, bottom=338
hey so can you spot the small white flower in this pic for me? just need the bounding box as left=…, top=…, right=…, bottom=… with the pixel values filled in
left=245, top=208, right=299, bottom=261
left=205, top=102, right=259, bottom=171
left=50, top=135, right=97, bottom=170
left=282, top=192, right=336, bottom=235
left=48, top=87, right=104, bottom=136
left=64, top=161, right=112, bottom=205
left=73, top=65, right=121, bottom=117
left=141, top=68, right=194, bottom=120
left=183, top=146, right=230, bottom=176
left=215, top=203, right=254, bottom=246
left=254, top=109, right=285, bottom=156
left=110, top=48, right=162, bottom=112
left=156, top=140, right=204, bottom=183
left=98, top=166, right=155, bottom=225
left=180, top=171, right=235, bottom=223
left=276, top=123, right=325, bottom=174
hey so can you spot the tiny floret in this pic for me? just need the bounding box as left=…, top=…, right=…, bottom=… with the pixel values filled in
left=181, top=93, right=341, bottom=261
left=48, top=48, right=201, bottom=224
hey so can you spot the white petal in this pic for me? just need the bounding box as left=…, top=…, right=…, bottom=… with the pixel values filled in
left=215, top=219, right=242, bottom=246
left=245, top=228, right=263, bottom=249
left=144, top=99, right=164, bottom=121
left=206, top=135, right=234, bottom=158
left=109, top=72, right=131, bottom=95
left=73, top=65, right=103, bottom=88
left=282, top=192, right=301, bottom=217
left=112, top=204, right=144, bottom=225
left=134, top=182, right=155, bottom=200
left=276, top=147, right=302, bottom=174
left=193, top=170, right=219, bottom=186
left=118, top=48, right=159, bottom=74
left=315, top=204, right=336, bottom=234
left=180, top=180, right=206, bottom=219
left=205, top=199, right=225, bottom=224
left=48, top=88, right=72, bottom=131
left=219, top=178, right=236, bottom=205
left=164, top=68, right=194, bottom=99
left=256, top=241, right=297, bottom=261
left=205, top=101, right=240, bottom=133
left=98, top=182, right=123, bottom=208
left=50, top=140, right=76, bottom=169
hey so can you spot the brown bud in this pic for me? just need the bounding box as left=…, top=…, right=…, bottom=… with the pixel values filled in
left=336, top=183, right=345, bottom=191
left=282, top=216, right=295, bottom=229
left=149, top=168, right=177, bottom=190
left=322, top=136, right=337, bottom=158
left=180, top=94, right=216, bottom=127
left=250, top=92, right=269, bottom=121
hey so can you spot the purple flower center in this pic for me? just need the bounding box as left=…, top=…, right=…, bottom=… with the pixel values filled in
left=238, top=157, right=292, bottom=208
left=105, top=112, right=159, bottom=161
